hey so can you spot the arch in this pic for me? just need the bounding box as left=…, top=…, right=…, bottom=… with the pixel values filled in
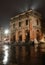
left=19, top=35, right=22, bottom=41
left=18, top=31, right=22, bottom=41
left=36, top=30, right=40, bottom=41
left=13, top=35, right=16, bottom=42
left=25, top=30, right=30, bottom=42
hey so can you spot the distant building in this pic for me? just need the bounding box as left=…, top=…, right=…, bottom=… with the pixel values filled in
left=10, top=10, right=42, bottom=42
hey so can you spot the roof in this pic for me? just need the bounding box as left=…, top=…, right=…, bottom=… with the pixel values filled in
left=10, top=9, right=42, bottom=22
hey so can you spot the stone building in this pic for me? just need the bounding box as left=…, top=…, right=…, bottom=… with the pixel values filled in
left=10, top=10, right=42, bottom=42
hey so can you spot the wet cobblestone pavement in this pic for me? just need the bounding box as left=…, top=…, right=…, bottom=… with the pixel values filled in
left=0, top=43, right=45, bottom=65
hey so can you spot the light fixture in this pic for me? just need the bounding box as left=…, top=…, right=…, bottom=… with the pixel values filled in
left=4, top=29, right=9, bottom=35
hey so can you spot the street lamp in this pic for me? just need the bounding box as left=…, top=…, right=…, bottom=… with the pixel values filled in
left=4, top=29, right=9, bottom=35
left=4, top=29, right=10, bottom=43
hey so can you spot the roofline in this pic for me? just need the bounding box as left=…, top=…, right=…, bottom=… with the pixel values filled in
left=10, top=9, right=41, bottom=20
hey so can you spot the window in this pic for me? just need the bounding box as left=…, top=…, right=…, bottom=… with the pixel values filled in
left=26, top=20, right=28, bottom=25
left=19, top=22, right=21, bottom=27
left=37, top=19, right=39, bottom=25
left=13, top=24, right=15, bottom=28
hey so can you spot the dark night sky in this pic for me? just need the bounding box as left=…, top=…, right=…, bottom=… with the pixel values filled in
left=0, top=0, right=45, bottom=32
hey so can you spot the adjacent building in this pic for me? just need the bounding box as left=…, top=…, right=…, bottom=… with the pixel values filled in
left=10, top=10, right=42, bottom=42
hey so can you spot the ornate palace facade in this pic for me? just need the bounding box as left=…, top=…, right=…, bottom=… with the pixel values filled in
left=10, top=10, right=42, bottom=42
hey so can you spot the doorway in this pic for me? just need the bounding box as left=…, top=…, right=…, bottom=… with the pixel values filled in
left=19, top=35, right=22, bottom=41
left=13, top=35, right=15, bottom=42
left=36, top=30, right=40, bottom=42
left=25, top=30, right=30, bottom=42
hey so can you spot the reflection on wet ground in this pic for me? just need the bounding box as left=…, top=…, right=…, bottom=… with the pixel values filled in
left=0, top=43, right=45, bottom=65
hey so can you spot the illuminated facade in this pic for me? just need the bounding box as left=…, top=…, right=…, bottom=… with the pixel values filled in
left=10, top=10, right=42, bottom=42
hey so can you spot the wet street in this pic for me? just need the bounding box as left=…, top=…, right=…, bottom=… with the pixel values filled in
left=0, top=43, right=45, bottom=65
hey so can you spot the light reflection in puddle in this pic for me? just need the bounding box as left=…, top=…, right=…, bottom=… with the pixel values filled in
left=3, top=45, right=9, bottom=64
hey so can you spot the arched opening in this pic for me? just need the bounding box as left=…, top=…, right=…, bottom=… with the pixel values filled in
left=36, top=30, right=40, bottom=42
left=19, top=35, right=22, bottom=41
left=18, top=31, right=22, bottom=42
left=13, top=35, right=15, bottom=42
left=25, top=30, right=30, bottom=42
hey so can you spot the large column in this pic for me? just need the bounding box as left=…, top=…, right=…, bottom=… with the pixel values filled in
left=22, top=29, right=26, bottom=42
left=16, top=30, right=19, bottom=42
left=29, top=19, right=36, bottom=41
left=29, top=21, right=33, bottom=41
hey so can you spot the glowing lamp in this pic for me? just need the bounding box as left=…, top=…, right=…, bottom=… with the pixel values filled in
left=4, top=29, right=9, bottom=35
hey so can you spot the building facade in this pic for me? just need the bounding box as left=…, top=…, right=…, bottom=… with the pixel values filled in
left=10, top=10, right=42, bottom=42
